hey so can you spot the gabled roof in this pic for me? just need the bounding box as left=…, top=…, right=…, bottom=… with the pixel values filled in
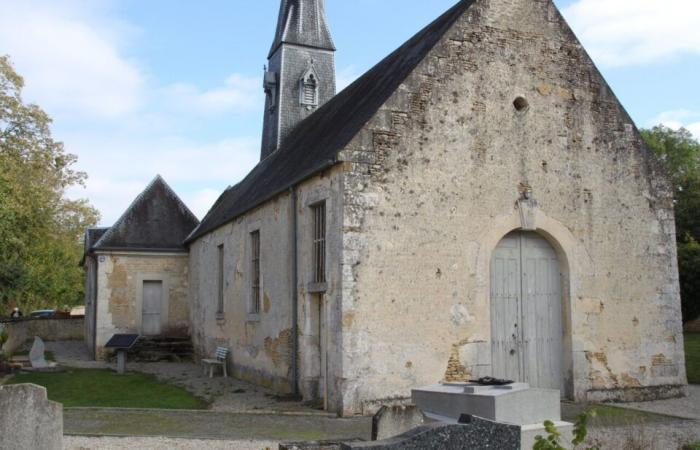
left=269, top=0, right=336, bottom=58
left=80, top=227, right=110, bottom=266
left=94, top=175, right=199, bottom=252
left=187, top=0, right=473, bottom=244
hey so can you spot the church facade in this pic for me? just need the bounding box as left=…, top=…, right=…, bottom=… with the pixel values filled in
left=88, top=0, right=687, bottom=417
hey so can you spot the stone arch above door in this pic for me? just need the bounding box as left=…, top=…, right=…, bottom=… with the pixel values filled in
left=472, top=207, right=593, bottom=399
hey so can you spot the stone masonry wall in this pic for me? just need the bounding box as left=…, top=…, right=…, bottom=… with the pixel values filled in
left=337, top=0, right=685, bottom=415
left=1, top=318, right=84, bottom=356
left=94, top=253, right=190, bottom=359
left=188, top=168, right=344, bottom=406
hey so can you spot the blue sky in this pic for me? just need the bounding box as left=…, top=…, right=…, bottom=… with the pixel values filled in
left=1, top=0, right=699, bottom=224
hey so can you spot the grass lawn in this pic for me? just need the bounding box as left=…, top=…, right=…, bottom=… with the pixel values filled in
left=686, top=333, right=699, bottom=384
left=562, top=403, right=678, bottom=427
left=7, top=368, right=207, bottom=409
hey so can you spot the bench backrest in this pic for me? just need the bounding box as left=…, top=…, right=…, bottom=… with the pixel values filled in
left=215, top=347, right=229, bottom=361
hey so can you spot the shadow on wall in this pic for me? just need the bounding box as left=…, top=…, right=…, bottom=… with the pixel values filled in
left=0, top=318, right=84, bottom=356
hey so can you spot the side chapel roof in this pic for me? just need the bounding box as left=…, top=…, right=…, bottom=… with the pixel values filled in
left=92, top=175, right=200, bottom=252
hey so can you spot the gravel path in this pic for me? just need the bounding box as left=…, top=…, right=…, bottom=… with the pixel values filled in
left=64, top=436, right=277, bottom=450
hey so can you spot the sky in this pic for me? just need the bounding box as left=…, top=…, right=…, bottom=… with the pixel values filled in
left=1, top=0, right=699, bottom=225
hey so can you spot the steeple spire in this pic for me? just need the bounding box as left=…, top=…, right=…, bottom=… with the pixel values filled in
left=260, top=0, right=336, bottom=160
left=269, top=0, right=335, bottom=58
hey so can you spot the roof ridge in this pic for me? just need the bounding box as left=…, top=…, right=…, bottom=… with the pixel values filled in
left=187, top=0, right=473, bottom=243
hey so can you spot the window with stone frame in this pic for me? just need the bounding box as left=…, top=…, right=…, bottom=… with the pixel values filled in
left=312, top=202, right=326, bottom=284
left=250, top=231, right=261, bottom=314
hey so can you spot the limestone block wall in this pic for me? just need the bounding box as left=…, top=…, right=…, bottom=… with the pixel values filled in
left=94, top=252, right=190, bottom=359
left=189, top=193, right=296, bottom=393
left=337, top=0, right=685, bottom=415
left=188, top=169, right=345, bottom=405
left=0, top=318, right=84, bottom=356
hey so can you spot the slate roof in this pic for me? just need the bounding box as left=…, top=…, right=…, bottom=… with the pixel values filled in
left=93, top=175, right=199, bottom=252
left=80, top=227, right=110, bottom=266
left=186, top=0, right=473, bottom=244
left=269, top=0, right=336, bottom=58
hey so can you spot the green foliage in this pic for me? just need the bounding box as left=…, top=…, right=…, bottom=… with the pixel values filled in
left=0, top=55, right=99, bottom=313
left=533, top=411, right=598, bottom=450
left=641, top=125, right=700, bottom=322
left=686, top=333, right=700, bottom=384
left=679, top=240, right=700, bottom=322
left=7, top=368, right=207, bottom=409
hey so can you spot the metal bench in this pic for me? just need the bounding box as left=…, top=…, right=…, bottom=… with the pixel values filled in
left=201, top=346, right=229, bottom=378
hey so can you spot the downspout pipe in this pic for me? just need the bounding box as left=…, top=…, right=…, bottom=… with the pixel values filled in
left=290, top=186, right=300, bottom=397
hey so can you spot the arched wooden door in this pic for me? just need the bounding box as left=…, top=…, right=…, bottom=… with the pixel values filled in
left=490, top=231, right=563, bottom=391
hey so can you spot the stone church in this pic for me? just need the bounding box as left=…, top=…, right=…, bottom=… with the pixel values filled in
left=87, top=0, right=688, bottom=416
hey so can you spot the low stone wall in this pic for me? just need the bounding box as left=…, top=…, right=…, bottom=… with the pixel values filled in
left=685, top=317, right=700, bottom=333
left=0, top=317, right=84, bottom=356
left=0, top=383, right=63, bottom=450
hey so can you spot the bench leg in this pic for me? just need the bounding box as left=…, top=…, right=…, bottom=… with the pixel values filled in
left=223, top=363, right=228, bottom=378
left=209, top=364, right=214, bottom=378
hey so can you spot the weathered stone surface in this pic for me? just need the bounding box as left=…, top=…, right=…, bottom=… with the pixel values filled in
left=0, top=383, right=62, bottom=450
left=372, top=404, right=425, bottom=441
left=188, top=0, right=687, bottom=417
left=93, top=253, right=191, bottom=360
left=280, top=439, right=363, bottom=450
left=341, top=417, right=520, bottom=450
left=29, top=336, right=50, bottom=368
left=0, top=318, right=84, bottom=357
left=412, top=383, right=561, bottom=426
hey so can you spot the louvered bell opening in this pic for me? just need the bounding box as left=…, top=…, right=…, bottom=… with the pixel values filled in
left=303, top=76, right=318, bottom=106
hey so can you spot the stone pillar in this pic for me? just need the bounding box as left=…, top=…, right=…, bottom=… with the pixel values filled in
left=0, top=383, right=62, bottom=450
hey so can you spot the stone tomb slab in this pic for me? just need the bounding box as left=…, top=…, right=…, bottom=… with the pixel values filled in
left=412, top=382, right=561, bottom=426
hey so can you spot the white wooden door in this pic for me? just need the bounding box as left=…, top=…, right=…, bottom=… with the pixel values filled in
left=490, top=231, right=563, bottom=391
left=142, top=281, right=163, bottom=336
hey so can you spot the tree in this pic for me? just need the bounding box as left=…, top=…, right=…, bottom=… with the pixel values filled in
left=641, top=125, right=700, bottom=322
left=0, top=55, right=99, bottom=313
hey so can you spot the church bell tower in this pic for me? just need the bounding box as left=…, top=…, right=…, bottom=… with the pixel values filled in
left=261, top=0, right=336, bottom=160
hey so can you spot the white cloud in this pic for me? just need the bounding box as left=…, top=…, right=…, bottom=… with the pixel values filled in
left=562, top=0, right=700, bottom=67
left=65, top=136, right=260, bottom=224
left=648, top=110, right=700, bottom=140
left=0, top=0, right=144, bottom=119
left=182, top=189, right=225, bottom=221
left=1, top=0, right=266, bottom=225
left=160, top=74, right=262, bottom=115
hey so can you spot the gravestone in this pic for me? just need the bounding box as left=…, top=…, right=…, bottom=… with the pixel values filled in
left=0, top=383, right=63, bottom=450
left=372, top=404, right=425, bottom=441
left=412, top=382, right=572, bottom=448
left=29, top=336, right=56, bottom=369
